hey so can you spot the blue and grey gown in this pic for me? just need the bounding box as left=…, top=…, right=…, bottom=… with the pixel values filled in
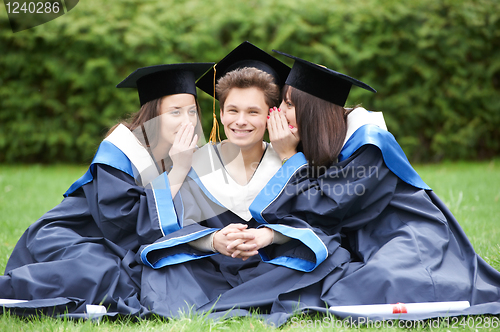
left=0, top=124, right=178, bottom=317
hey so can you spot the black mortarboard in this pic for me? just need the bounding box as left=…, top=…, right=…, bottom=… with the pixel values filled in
left=273, top=50, right=376, bottom=106
left=196, top=41, right=290, bottom=100
left=117, top=63, right=214, bottom=106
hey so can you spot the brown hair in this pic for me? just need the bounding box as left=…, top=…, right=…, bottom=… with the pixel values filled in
left=216, top=67, right=280, bottom=110
left=284, top=85, right=347, bottom=172
left=106, top=96, right=201, bottom=149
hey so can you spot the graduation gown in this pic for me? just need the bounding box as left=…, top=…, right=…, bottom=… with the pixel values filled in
left=250, top=108, right=500, bottom=322
left=0, top=124, right=177, bottom=317
left=138, top=142, right=356, bottom=325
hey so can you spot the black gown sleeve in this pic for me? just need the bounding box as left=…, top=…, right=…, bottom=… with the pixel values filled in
left=81, top=164, right=166, bottom=250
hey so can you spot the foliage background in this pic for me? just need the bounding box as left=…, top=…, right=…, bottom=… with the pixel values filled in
left=1, top=0, right=499, bottom=164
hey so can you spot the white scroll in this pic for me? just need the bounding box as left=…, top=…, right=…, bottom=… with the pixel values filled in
left=329, top=301, right=470, bottom=316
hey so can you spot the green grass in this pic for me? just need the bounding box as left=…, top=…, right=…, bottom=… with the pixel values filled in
left=415, top=159, right=500, bottom=269
left=0, top=164, right=88, bottom=271
left=0, top=161, right=499, bottom=331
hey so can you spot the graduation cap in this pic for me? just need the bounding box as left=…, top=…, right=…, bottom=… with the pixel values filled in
left=272, top=50, right=376, bottom=107
left=117, top=63, right=214, bottom=106
left=196, top=41, right=290, bottom=100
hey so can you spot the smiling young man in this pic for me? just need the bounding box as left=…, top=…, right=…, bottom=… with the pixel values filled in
left=207, top=67, right=285, bottom=255
left=217, top=68, right=279, bottom=185
left=183, top=46, right=290, bottom=254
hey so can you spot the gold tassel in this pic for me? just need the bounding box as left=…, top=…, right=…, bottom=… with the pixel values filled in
left=209, top=64, right=221, bottom=144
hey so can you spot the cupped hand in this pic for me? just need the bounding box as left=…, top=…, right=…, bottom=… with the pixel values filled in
left=168, top=123, right=198, bottom=172
left=267, top=108, right=300, bottom=161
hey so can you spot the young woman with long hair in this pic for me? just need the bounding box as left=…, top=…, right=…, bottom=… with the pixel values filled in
left=0, top=63, right=213, bottom=317
left=259, top=50, right=500, bottom=321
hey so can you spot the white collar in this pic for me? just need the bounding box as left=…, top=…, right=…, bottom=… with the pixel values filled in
left=104, top=124, right=160, bottom=187
left=191, top=142, right=281, bottom=221
left=343, top=107, right=388, bottom=147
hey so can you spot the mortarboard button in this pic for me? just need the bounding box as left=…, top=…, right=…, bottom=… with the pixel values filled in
left=272, top=50, right=376, bottom=106
left=117, top=63, right=214, bottom=106
left=196, top=41, right=290, bottom=100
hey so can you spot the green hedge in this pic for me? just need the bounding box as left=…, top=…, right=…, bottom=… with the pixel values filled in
left=1, top=0, right=499, bottom=163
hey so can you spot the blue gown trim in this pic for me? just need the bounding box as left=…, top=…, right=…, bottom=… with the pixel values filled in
left=150, top=172, right=181, bottom=236
left=64, top=141, right=134, bottom=197
left=186, top=168, right=225, bottom=208
left=258, top=224, right=328, bottom=272
left=174, top=191, right=185, bottom=230
left=140, top=229, right=218, bottom=269
left=250, top=153, right=328, bottom=271
left=339, top=125, right=431, bottom=190
left=250, top=152, right=308, bottom=223
left=154, top=252, right=217, bottom=269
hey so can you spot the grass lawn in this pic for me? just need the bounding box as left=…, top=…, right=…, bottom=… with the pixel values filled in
left=0, top=160, right=499, bottom=331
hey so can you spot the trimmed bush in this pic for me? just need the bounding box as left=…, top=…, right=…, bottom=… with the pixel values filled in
left=1, top=0, right=498, bottom=163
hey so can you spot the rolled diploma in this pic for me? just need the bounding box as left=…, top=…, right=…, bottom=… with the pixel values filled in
left=0, top=299, right=28, bottom=305
left=0, top=299, right=108, bottom=315
left=329, top=301, right=470, bottom=315
left=86, top=304, right=107, bottom=314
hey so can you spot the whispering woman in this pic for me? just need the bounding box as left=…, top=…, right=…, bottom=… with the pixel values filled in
left=0, top=62, right=213, bottom=316
left=258, top=50, right=500, bottom=321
